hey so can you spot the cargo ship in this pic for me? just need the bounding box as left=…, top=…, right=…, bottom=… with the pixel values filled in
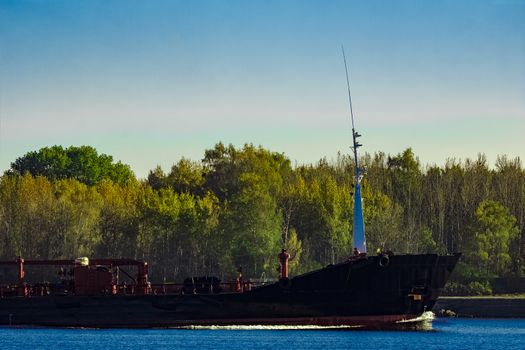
left=0, top=252, right=459, bottom=328
left=0, top=53, right=460, bottom=328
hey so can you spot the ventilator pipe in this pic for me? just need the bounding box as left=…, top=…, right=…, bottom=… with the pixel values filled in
left=278, top=249, right=290, bottom=279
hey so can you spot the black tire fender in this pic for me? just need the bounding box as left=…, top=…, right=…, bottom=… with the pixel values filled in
left=379, top=254, right=390, bottom=267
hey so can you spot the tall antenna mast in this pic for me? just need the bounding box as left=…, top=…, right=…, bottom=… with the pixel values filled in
left=342, top=47, right=356, bottom=132
left=342, top=46, right=366, bottom=254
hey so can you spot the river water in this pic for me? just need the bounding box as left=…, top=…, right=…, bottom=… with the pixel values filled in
left=0, top=318, right=524, bottom=350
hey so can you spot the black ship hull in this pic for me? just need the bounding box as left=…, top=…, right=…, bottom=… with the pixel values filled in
left=0, top=253, right=460, bottom=328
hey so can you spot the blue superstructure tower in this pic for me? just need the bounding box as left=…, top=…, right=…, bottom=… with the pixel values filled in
left=351, top=130, right=366, bottom=253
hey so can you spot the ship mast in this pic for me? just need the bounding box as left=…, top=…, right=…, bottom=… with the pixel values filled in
left=342, top=46, right=366, bottom=254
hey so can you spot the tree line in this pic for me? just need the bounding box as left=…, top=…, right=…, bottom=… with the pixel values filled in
left=0, top=144, right=523, bottom=294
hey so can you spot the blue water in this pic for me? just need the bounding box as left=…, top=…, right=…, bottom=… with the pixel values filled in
left=0, top=319, right=524, bottom=350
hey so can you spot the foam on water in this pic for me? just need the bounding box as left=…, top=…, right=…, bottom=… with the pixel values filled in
left=396, top=311, right=435, bottom=323
left=178, top=312, right=436, bottom=330
left=179, top=324, right=364, bottom=330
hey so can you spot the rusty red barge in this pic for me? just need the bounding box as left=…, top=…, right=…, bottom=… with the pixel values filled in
left=0, top=252, right=459, bottom=328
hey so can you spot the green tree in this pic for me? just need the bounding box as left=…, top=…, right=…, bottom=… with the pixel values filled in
left=224, top=171, right=282, bottom=277
left=95, top=180, right=141, bottom=258
left=387, top=148, right=423, bottom=252
left=283, top=167, right=352, bottom=269
left=137, top=186, right=181, bottom=281
left=9, top=145, right=134, bottom=185
left=0, top=174, right=102, bottom=260
left=166, top=158, right=206, bottom=195
left=51, top=179, right=102, bottom=257
left=147, top=166, right=167, bottom=190
left=363, top=189, right=403, bottom=253
left=441, top=159, right=465, bottom=253
left=492, top=156, right=525, bottom=275
left=469, top=200, right=519, bottom=277
left=0, top=174, right=56, bottom=258
left=421, top=166, right=447, bottom=251
left=203, top=143, right=291, bottom=277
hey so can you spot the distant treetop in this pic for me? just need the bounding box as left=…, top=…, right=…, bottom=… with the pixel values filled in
left=8, top=145, right=135, bottom=185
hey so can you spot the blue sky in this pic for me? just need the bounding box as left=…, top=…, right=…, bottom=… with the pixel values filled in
left=1, top=0, right=524, bottom=177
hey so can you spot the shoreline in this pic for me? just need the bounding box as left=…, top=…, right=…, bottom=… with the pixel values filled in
left=433, top=296, right=525, bottom=318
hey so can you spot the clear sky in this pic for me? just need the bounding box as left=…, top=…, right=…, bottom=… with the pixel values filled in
left=1, top=0, right=524, bottom=178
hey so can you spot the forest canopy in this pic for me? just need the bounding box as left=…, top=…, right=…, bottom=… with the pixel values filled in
left=1, top=144, right=523, bottom=295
